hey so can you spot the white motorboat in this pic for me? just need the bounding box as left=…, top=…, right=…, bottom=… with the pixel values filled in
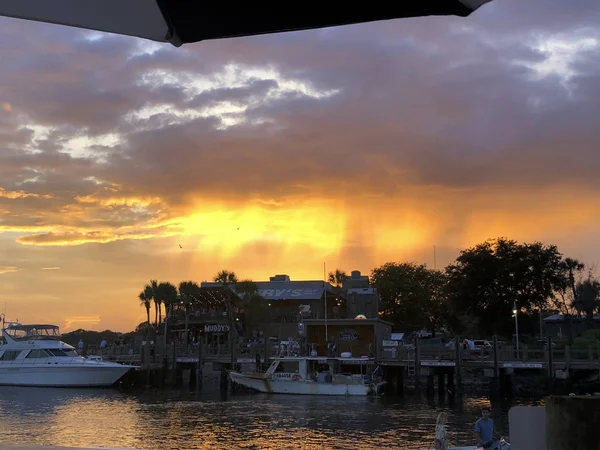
left=229, top=340, right=386, bottom=396
left=0, top=319, right=137, bottom=387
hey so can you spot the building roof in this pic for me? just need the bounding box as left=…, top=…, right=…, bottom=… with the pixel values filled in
left=189, top=286, right=242, bottom=306
left=303, top=318, right=394, bottom=327
left=347, top=288, right=376, bottom=295
left=544, top=314, right=600, bottom=322
left=201, top=280, right=341, bottom=301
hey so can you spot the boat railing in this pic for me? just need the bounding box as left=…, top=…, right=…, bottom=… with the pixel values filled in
left=0, top=357, right=130, bottom=366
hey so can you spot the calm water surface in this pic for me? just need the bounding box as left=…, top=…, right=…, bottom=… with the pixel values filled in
left=0, top=387, right=541, bottom=449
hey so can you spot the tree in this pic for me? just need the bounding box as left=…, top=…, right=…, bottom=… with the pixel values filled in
left=445, top=238, right=567, bottom=337
left=213, top=270, right=239, bottom=364
left=574, top=274, right=600, bottom=329
left=145, top=279, right=160, bottom=327
left=328, top=269, right=348, bottom=288
left=138, top=288, right=152, bottom=327
left=549, top=257, right=586, bottom=341
left=157, top=282, right=179, bottom=321
left=236, top=279, right=269, bottom=338
left=178, top=281, right=201, bottom=307
left=214, top=270, right=238, bottom=286
left=371, top=262, right=447, bottom=334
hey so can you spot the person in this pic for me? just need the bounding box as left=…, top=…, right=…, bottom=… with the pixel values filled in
left=474, top=407, right=497, bottom=449
left=99, top=338, right=107, bottom=349
left=434, top=412, right=448, bottom=450
left=77, top=339, right=84, bottom=351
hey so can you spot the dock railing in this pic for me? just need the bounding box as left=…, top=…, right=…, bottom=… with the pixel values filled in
left=378, top=339, right=600, bottom=371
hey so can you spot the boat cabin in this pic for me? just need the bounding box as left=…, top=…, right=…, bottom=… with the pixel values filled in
left=4, top=324, right=61, bottom=341
left=266, top=356, right=381, bottom=385
left=0, top=347, right=72, bottom=361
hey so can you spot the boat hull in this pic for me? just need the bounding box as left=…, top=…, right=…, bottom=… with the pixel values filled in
left=229, top=371, right=383, bottom=396
left=0, top=363, right=136, bottom=387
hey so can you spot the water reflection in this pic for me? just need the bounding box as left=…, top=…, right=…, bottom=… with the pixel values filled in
left=0, top=388, right=541, bottom=449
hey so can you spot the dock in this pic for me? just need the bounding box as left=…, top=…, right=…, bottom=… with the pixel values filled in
left=379, top=336, right=600, bottom=396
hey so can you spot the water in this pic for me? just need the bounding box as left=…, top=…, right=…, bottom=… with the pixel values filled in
left=0, top=388, right=540, bottom=449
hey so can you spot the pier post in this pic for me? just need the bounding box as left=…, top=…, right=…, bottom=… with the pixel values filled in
left=426, top=373, right=435, bottom=397
left=547, top=336, right=554, bottom=392
left=447, top=369, right=455, bottom=396
left=437, top=371, right=446, bottom=398
left=489, top=335, right=500, bottom=396
left=196, top=343, right=204, bottom=390
left=397, top=367, right=404, bottom=396
left=454, top=335, right=462, bottom=394
left=415, top=337, right=421, bottom=390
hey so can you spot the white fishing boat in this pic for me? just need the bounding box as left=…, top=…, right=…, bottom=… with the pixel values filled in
left=229, top=340, right=386, bottom=396
left=0, top=318, right=137, bottom=387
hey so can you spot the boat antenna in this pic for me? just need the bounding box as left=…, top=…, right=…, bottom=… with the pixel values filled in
left=324, top=262, right=328, bottom=346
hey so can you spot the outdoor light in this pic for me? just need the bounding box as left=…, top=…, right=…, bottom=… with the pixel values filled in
left=513, top=300, right=520, bottom=358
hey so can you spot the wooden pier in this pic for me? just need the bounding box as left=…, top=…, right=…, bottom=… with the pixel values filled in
left=379, top=336, right=600, bottom=396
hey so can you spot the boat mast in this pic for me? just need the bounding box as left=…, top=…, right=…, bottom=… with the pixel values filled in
left=324, top=262, right=328, bottom=346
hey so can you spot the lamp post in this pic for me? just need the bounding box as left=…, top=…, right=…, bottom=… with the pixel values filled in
left=512, top=300, right=519, bottom=359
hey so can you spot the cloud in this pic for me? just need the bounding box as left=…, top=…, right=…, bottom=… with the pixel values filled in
left=0, top=187, right=52, bottom=199
left=1, top=102, right=11, bottom=112
left=0, top=266, right=19, bottom=275
left=63, top=316, right=102, bottom=331
left=40, top=267, right=61, bottom=270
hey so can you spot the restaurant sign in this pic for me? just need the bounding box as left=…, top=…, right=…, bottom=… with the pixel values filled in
left=421, top=361, right=455, bottom=367
left=503, top=362, right=543, bottom=369
left=339, top=329, right=358, bottom=341
left=204, top=324, right=231, bottom=333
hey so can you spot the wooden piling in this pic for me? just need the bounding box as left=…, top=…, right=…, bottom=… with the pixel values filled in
left=437, top=371, right=445, bottom=398
left=454, top=335, right=462, bottom=393
left=426, top=373, right=435, bottom=396
left=415, top=337, right=421, bottom=390
left=547, top=336, right=554, bottom=392
left=196, top=343, right=203, bottom=390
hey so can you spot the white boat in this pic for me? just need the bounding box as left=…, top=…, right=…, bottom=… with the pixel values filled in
left=229, top=341, right=386, bottom=396
left=0, top=320, right=137, bottom=387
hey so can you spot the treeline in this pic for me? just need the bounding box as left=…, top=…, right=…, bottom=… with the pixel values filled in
left=134, top=237, right=599, bottom=342
left=368, top=238, right=600, bottom=339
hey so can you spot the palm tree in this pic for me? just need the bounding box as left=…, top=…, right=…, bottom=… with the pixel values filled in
left=214, top=270, right=238, bottom=286
left=145, top=279, right=160, bottom=327
left=236, top=279, right=258, bottom=299
left=138, top=289, right=152, bottom=326
left=564, top=258, right=585, bottom=303
left=328, top=269, right=348, bottom=288
left=213, top=270, right=239, bottom=365
left=178, top=281, right=201, bottom=346
left=574, top=277, right=600, bottom=329
left=157, top=281, right=178, bottom=324
left=236, top=279, right=269, bottom=338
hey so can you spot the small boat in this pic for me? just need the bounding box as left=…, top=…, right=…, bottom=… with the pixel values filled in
left=229, top=341, right=386, bottom=396
left=0, top=318, right=137, bottom=387
left=430, top=440, right=511, bottom=450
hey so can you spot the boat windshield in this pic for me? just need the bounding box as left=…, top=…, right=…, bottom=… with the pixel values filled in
left=5, top=325, right=61, bottom=341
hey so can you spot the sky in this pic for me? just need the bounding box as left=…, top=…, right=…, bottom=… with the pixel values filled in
left=1, top=0, right=600, bottom=332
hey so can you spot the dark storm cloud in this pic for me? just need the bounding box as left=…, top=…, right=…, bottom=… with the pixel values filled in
left=0, top=0, right=599, bottom=243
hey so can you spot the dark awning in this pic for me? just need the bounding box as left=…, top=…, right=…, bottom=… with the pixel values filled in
left=0, top=1, right=492, bottom=47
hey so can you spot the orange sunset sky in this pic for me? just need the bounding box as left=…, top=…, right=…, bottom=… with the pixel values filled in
left=1, top=0, right=600, bottom=332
